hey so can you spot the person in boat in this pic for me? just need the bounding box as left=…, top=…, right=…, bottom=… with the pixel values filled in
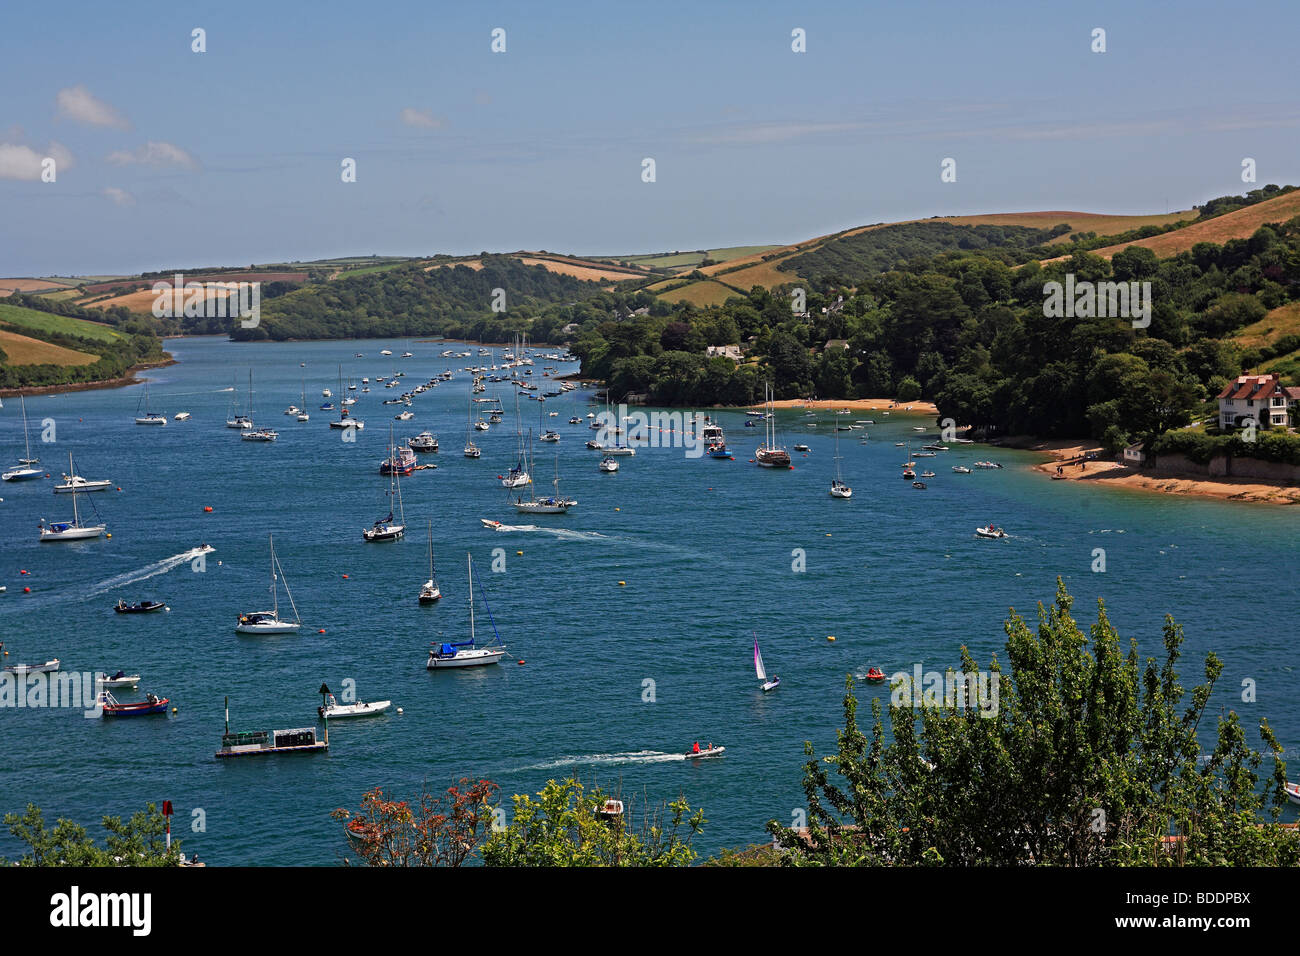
left=692, top=741, right=700, bottom=754
left=112, top=670, right=124, bottom=680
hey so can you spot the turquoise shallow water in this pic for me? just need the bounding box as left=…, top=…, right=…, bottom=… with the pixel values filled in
left=1, top=336, right=1298, bottom=864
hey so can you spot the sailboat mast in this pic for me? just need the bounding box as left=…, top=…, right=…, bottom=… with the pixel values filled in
left=21, top=394, right=32, bottom=462
left=69, top=452, right=79, bottom=525
left=467, top=553, right=475, bottom=642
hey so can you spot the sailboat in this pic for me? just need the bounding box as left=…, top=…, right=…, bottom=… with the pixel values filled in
left=501, top=387, right=528, bottom=486
left=602, top=391, right=634, bottom=456
left=134, top=381, right=166, bottom=425
left=419, top=520, right=441, bottom=604
left=513, top=432, right=576, bottom=513
left=754, top=633, right=780, bottom=692
left=463, top=398, right=481, bottom=458
left=755, top=383, right=790, bottom=468
left=902, top=442, right=916, bottom=481
left=426, top=553, right=506, bottom=668
left=236, top=534, right=302, bottom=633
left=363, top=452, right=406, bottom=541
left=830, top=414, right=852, bottom=498
left=226, top=374, right=252, bottom=428
left=297, top=382, right=310, bottom=422
left=2, top=394, right=45, bottom=481
left=329, top=365, right=364, bottom=430
left=39, top=452, right=107, bottom=540
left=240, top=370, right=278, bottom=441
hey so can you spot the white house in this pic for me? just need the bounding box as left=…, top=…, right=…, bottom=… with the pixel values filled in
left=1216, top=373, right=1299, bottom=430
left=706, top=344, right=743, bottom=362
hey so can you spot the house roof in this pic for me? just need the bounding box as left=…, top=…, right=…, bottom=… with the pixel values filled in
left=1217, top=373, right=1287, bottom=401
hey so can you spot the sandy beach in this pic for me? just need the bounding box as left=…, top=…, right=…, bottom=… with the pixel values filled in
left=1023, top=439, right=1300, bottom=505
left=765, top=398, right=940, bottom=415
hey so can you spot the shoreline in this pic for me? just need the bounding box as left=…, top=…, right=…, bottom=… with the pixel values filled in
left=1015, top=438, right=1300, bottom=506
left=0, top=354, right=175, bottom=399
left=764, top=398, right=940, bottom=415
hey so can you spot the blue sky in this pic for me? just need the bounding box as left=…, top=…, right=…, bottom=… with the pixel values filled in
left=2, top=0, right=1298, bottom=275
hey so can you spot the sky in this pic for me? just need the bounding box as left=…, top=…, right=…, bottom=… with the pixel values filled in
left=2, top=0, right=1298, bottom=276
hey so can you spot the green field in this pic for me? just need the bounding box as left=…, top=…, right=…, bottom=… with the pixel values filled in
left=0, top=303, right=122, bottom=342
left=593, top=245, right=783, bottom=270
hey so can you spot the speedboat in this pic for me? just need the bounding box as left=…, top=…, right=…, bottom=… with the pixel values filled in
left=794, top=443, right=810, bottom=452
left=952, top=466, right=972, bottom=474
left=912, top=481, right=927, bottom=489
left=686, top=745, right=726, bottom=759
left=920, top=470, right=936, bottom=478
left=318, top=694, right=391, bottom=719
left=480, top=518, right=505, bottom=531
left=174, top=412, right=191, bottom=421
left=975, top=525, right=1007, bottom=539
left=114, top=599, right=167, bottom=614
left=54, top=474, right=112, bottom=493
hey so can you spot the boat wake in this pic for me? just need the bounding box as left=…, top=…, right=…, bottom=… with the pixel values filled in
left=485, top=523, right=608, bottom=541
left=84, top=546, right=215, bottom=598
left=513, top=750, right=686, bottom=771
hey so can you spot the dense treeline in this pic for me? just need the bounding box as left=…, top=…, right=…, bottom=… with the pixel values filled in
left=568, top=209, right=1300, bottom=454
left=778, top=221, right=1063, bottom=285
left=222, top=256, right=611, bottom=342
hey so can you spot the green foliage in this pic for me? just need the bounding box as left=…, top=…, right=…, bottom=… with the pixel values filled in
left=780, top=222, right=1059, bottom=284
left=768, top=580, right=1299, bottom=867
left=481, top=777, right=703, bottom=866
left=2, top=803, right=183, bottom=867
left=1150, top=428, right=1300, bottom=466
left=0, top=300, right=164, bottom=389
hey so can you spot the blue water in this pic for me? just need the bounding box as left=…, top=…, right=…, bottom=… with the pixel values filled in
left=2, top=336, right=1298, bottom=864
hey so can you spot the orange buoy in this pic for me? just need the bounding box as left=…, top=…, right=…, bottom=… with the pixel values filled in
left=318, top=629, right=326, bottom=634
left=203, top=506, right=213, bottom=513
left=341, top=574, right=349, bottom=579
left=20, top=569, right=28, bottom=575
left=517, top=659, right=525, bottom=665
left=23, top=587, right=31, bottom=593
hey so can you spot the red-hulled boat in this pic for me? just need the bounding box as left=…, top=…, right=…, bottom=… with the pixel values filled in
left=865, top=667, right=887, bottom=684
left=98, top=689, right=170, bottom=716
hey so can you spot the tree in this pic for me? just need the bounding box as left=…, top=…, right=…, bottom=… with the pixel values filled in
left=2, top=803, right=183, bottom=866
left=768, top=580, right=1298, bottom=866
left=481, top=777, right=704, bottom=866
left=896, top=375, right=921, bottom=402
left=332, top=778, right=498, bottom=867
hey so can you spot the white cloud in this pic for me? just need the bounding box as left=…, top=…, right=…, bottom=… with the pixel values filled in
left=56, top=85, right=130, bottom=129
left=103, top=186, right=135, bottom=206
left=106, top=141, right=198, bottom=169
left=0, top=141, right=73, bottom=180
left=401, top=108, right=445, bottom=130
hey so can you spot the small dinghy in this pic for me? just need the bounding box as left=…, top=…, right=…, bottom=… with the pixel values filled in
left=114, top=599, right=167, bottom=614
left=318, top=692, right=391, bottom=720
left=686, top=745, right=726, bottom=760
left=975, top=525, right=1007, bottom=539
left=96, top=670, right=141, bottom=688
left=864, top=667, right=887, bottom=684
left=1285, top=781, right=1300, bottom=806
left=97, top=689, right=169, bottom=717
left=952, top=465, right=971, bottom=474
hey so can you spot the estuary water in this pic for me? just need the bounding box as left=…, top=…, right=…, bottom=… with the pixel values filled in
left=1, top=336, right=1297, bottom=864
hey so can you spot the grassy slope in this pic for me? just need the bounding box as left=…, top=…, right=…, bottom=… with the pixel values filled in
left=1050, top=191, right=1300, bottom=261
left=0, top=328, right=99, bottom=366
left=0, top=302, right=122, bottom=342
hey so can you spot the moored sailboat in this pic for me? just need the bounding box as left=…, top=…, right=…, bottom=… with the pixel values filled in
left=755, top=383, right=791, bottom=468
left=235, top=534, right=302, bottom=633
left=2, top=394, right=44, bottom=481
left=419, top=519, right=441, bottom=604
left=426, top=553, right=507, bottom=668
left=39, top=452, right=107, bottom=540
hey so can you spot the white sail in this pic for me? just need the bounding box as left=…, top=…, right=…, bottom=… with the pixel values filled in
left=754, top=637, right=767, bottom=681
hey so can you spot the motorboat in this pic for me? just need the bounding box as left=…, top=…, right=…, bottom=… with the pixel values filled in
left=952, top=466, right=972, bottom=474
left=114, top=599, right=167, bottom=614
left=408, top=431, right=439, bottom=453
left=96, top=689, right=169, bottom=717
left=318, top=693, right=391, bottom=719
left=598, top=456, right=619, bottom=472
left=40, top=453, right=107, bottom=540
left=974, top=461, right=1002, bottom=469
left=1286, top=781, right=1300, bottom=806
left=174, top=412, right=191, bottom=421
left=975, top=525, right=1007, bottom=539
left=0, top=641, right=59, bottom=675
left=54, top=472, right=112, bottom=494
left=96, top=671, right=141, bottom=688
left=686, top=745, right=726, bottom=759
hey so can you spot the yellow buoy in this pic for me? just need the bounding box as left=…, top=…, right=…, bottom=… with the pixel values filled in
left=171, top=707, right=178, bottom=713
left=105, top=533, right=112, bottom=538
left=618, top=581, right=626, bottom=587
left=516, top=550, right=523, bottom=556
left=827, top=635, right=837, bottom=642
